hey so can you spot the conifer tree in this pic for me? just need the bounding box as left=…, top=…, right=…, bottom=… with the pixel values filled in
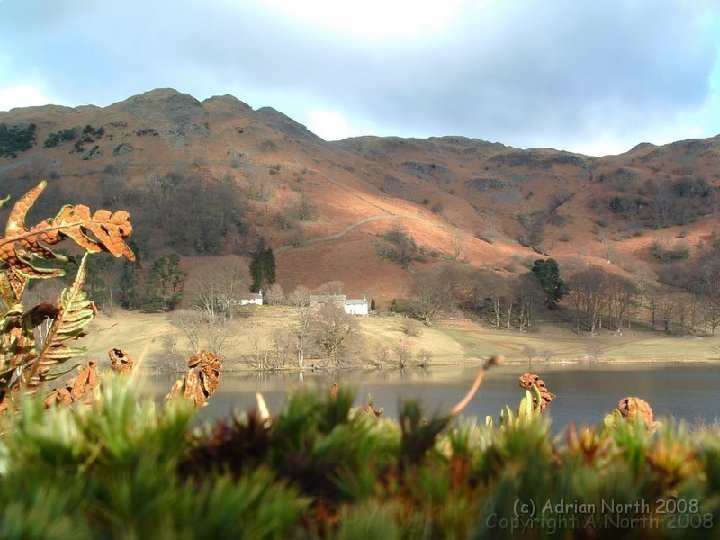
left=250, top=238, right=276, bottom=292
left=264, top=247, right=276, bottom=286
left=119, top=260, right=140, bottom=309
left=531, top=258, right=567, bottom=308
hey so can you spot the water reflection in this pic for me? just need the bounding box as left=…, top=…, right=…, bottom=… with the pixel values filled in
left=147, top=363, right=720, bottom=432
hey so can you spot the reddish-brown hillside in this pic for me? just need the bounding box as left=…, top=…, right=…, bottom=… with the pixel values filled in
left=2, top=88, right=719, bottom=301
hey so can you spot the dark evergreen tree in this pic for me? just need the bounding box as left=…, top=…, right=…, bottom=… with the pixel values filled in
left=249, top=238, right=266, bottom=293
left=531, top=258, right=567, bottom=308
left=119, top=260, right=141, bottom=310
left=143, top=253, right=184, bottom=311
left=249, top=238, right=276, bottom=293
left=264, top=247, right=276, bottom=287
left=84, top=253, right=116, bottom=308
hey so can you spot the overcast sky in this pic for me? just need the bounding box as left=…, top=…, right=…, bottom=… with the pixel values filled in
left=1, top=0, right=719, bottom=156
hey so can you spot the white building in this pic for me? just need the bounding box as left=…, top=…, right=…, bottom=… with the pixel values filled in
left=344, top=298, right=369, bottom=316
left=309, top=293, right=369, bottom=316
left=239, top=291, right=263, bottom=306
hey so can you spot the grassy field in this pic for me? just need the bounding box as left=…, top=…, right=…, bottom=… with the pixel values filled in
left=78, top=307, right=720, bottom=370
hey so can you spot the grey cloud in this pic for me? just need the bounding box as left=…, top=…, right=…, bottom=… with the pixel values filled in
left=0, top=0, right=716, bottom=152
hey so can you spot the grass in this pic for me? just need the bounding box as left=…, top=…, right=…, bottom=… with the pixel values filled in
left=79, top=308, right=720, bottom=371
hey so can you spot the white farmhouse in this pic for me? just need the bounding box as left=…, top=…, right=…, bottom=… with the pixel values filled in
left=309, top=293, right=368, bottom=316
left=344, top=297, right=369, bottom=316
left=239, top=291, right=263, bottom=306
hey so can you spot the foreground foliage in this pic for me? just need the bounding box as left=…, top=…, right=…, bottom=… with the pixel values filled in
left=0, top=379, right=718, bottom=539
left=0, top=181, right=135, bottom=411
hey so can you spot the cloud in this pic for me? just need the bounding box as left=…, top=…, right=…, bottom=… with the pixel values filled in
left=0, top=84, right=61, bottom=112
left=305, top=110, right=354, bottom=141
left=0, top=0, right=718, bottom=154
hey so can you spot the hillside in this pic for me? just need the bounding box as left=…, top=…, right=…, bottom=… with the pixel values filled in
left=2, top=88, right=720, bottom=304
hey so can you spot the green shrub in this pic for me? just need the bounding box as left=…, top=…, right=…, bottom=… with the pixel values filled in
left=651, top=240, right=690, bottom=261
left=0, top=122, right=36, bottom=158
left=1, top=377, right=719, bottom=538
left=43, top=127, right=78, bottom=148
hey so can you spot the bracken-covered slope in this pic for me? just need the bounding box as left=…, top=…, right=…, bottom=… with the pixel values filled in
left=1, top=88, right=720, bottom=300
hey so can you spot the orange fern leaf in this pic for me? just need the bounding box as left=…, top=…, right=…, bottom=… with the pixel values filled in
left=0, top=181, right=135, bottom=303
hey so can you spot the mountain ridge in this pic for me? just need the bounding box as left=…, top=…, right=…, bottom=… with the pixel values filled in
left=2, top=88, right=720, bottom=302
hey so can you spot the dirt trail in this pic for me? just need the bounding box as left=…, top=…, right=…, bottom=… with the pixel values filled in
left=275, top=213, right=425, bottom=253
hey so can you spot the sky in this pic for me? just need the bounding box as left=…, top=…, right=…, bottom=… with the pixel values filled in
left=0, top=0, right=719, bottom=156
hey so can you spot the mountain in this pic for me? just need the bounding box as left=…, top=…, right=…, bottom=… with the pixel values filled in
left=2, top=88, right=720, bottom=302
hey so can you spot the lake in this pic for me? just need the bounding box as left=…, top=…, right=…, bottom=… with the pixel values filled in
left=150, top=362, right=720, bottom=431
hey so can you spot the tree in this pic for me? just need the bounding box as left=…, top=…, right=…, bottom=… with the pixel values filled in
left=288, top=285, right=310, bottom=308
left=144, top=253, right=183, bottom=311
left=450, top=229, right=466, bottom=260
left=249, top=237, right=276, bottom=293
left=513, top=273, right=543, bottom=331
left=171, top=310, right=236, bottom=358
left=531, top=258, right=566, bottom=308
left=604, top=274, right=637, bottom=331
left=316, top=281, right=344, bottom=295
left=190, top=258, right=247, bottom=318
left=312, top=303, right=357, bottom=365
left=522, top=346, right=537, bottom=365
left=378, top=227, right=422, bottom=269
left=119, top=259, right=141, bottom=310
left=84, top=252, right=117, bottom=309
left=700, top=260, right=720, bottom=335
left=265, top=283, right=285, bottom=305
left=292, top=305, right=312, bottom=368
left=568, top=268, right=606, bottom=334
left=412, top=271, right=453, bottom=326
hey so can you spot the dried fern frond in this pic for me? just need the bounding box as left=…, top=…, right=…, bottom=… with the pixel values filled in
left=0, top=181, right=135, bottom=410
left=0, top=180, right=134, bottom=307
left=166, top=351, right=222, bottom=408
left=43, top=361, right=99, bottom=408
left=21, top=254, right=96, bottom=389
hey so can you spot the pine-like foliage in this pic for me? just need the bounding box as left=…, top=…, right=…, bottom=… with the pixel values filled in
left=249, top=237, right=276, bottom=293
left=1, top=379, right=719, bottom=538
left=0, top=376, right=718, bottom=538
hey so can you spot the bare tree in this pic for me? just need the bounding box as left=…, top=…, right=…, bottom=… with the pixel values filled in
left=292, top=305, right=313, bottom=368
left=481, top=209, right=501, bottom=243
left=701, top=262, right=720, bottom=335
left=189, top=258, right=248, bottom=318
left=522, top=346, right=537, bottom=365
left=372, top=345, right=392, bottom=367
left=394, top=344, right=413, bottom=369
left=587, top=343, right=604, bottom=363
left=264, top=283, right=285, bottom=305
left=288, top=285, right=311, bottom=308
left=400, top=319, right=422, bottom=337
left=513, top=274, right=543, bottom=331
left=412, top=269, right=455, bottom=326
left=170, top=309, right=237, bottom=358
left=316, top=281, right=345, bottom=295
left=568, top=268, right=607, bottom=334
left=449, top=229, right=466, bottom=260
left=416, top=349, right=433, bottom=368
left=657, top=294, right=677, bottom=334
left=171, top=310, right=203, bottom=353
left=312, top=303, right=358, bottom=364
left=604, top=274, right=637, bottom=331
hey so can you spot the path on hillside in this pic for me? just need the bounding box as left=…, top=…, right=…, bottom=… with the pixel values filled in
left=274, top=213, right=427, bottom=253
